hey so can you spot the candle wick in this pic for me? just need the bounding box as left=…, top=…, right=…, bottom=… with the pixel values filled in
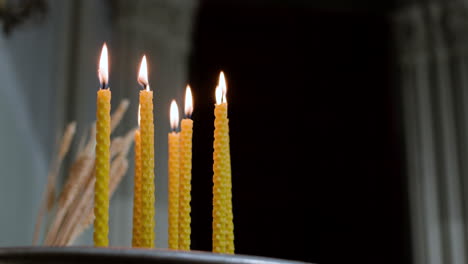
left=101, top=82, right=108, bottom=89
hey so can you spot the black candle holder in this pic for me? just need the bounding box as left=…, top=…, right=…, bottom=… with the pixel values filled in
left=0, top=247, right=311, bottom=264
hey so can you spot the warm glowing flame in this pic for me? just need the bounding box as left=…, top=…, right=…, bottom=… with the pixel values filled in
left=170, top=100, right=179, bottom=131
left=138, top=104, right=141, bottom=127
left=215, top=86, right=222, bottom=105
left=138, top=55, right=149, bottom=90
left=185, top=85, right=193, bottom=117
left=216, top=71, right=227, bottom=104
left=98, top=43, right=108, bottom=88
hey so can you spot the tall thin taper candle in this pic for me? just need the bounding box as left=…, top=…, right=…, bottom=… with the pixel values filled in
left=132, top=107, right=142, bottom=247
left=168, top=100, right=180, bottom=249
left=94, top=43, right=110, bottom=247
left=213, top=72, right=234, bottom=253
left=138, top=55, right=155, bottom=248
left=179, top=85, right=193, bottom=250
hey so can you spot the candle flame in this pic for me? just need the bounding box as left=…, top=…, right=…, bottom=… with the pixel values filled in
left=138, top=55, right=149, bottom=91
left=185, top=85, right=193, bottom=117
left=216, top=71, right=227, bottom=104
left=98, top=43, right=109, bottom=88
left=138, top=104, right=141, bottom=127
left=215, top=86, right=221, bottom=105
left=170, top=100, right=179, bottom=131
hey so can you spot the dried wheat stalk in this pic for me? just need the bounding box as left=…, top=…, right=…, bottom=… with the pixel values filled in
left=33, top=121, right=76, bottom=245
left=67, top=154, right=129, bottom=245
left=36, top=99, right=135, bottom=246
left=50, top=134, right=131, bottom=246
left=111, top=99, right=130, bottom=133
left=43, top=155, right=95, bottom=245
left=62, top=129, right=135, bottom=245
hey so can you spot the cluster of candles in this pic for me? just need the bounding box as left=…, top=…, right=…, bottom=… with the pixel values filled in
left=93, top=43, right=234, bottom=253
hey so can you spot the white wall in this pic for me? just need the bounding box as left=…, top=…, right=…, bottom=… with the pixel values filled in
left=0, top=0, right=70, bottom=246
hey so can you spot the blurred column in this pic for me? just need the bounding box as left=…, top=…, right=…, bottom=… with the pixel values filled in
left=0, top=0, right=76, bottom=246
left=110, top=0, right=198, bottom=247
left=394, top=2, right=468, bottom=264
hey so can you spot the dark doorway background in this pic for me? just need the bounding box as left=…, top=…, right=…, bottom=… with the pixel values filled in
left=188, top=1, right=410, bottom=263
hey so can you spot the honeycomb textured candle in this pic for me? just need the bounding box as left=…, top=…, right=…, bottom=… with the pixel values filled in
left=219, top=103, right=234, bottom=254
left=140, top=90, right=155, bottom=248
left=94, top=89, right=111, bottom=247
left=132, top=130, right=142, bottom=247
left=213, top=102, right=232, bottom=253
left=179, top=118, right=193, bottom=250
left=168, top=132, right=180, bottom=249
left=225, top=142, right=234, bottom=254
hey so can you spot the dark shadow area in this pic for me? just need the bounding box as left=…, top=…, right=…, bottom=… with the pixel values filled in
left=188, top=1, right=409, bottom=263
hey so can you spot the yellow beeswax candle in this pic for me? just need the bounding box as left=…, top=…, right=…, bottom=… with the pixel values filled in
left=213, top=72, right=234, bottom=253
left=179, top=86, right=193, bottom=250
left=132, top=109, right=142, bottom=247
left=225, top=146, right=234, bottom=254
left=138, top=55, right=155, bottom=248
left=168, top=100, right=180, bottom=249
left=94, top=43, right=110, bottom=247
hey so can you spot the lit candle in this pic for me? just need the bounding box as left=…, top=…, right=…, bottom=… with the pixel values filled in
left=168, top=100, right=180, bottom=249
left=212, top=72, right=234, bottom=253
left=94, top=43, right=111, bottom=247
left=179, top=85, right=193, bottom=250
left=138, top=55, right=155, bottom=248
left=132, top=106, right=142, bottom=247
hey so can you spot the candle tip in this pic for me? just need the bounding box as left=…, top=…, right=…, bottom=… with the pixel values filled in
left=138, top=55, right=149, bottom=90
left=185, top=85, right=193, bottom=118
left=170, top=100, right=179, bottom=131
left=216, top=71, right=227, bottom=104
left=98, top=43, right=109, bottom=88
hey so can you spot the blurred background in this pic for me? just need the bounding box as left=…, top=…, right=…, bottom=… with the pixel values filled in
left=2, top=0, right=468, bottom=263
